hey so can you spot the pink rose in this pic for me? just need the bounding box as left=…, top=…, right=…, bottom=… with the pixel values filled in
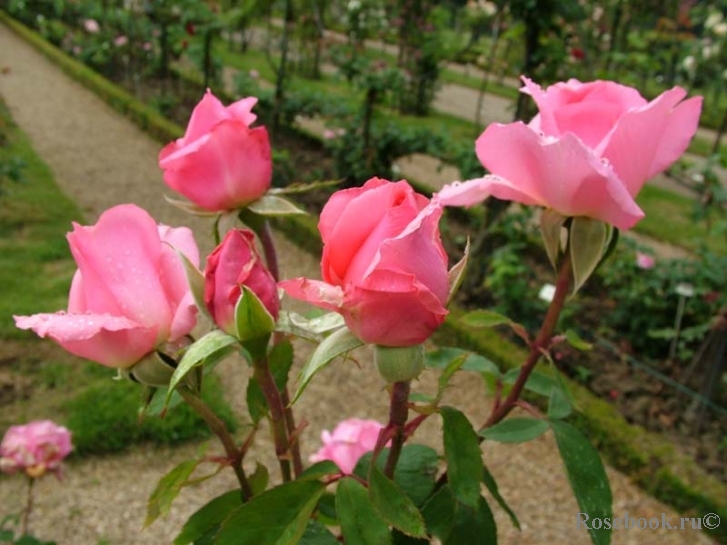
left=310, top=418, right=384, bottom=474
left=635, top=252, right=656, bottom=270
left=439, top=77, right=702, bottom=230
left=83, top=19, right=100, bottom=33
left=280, top=178, right=449, bottom=347
left=14, top=204, right=199, bottom=368
left=0, top=420, right=72, bottom=479
left=204, top=229, right=279, bottom=336
left=159, top=90, right=272, bottom=212
left=114, top=35, right=128, bottom=47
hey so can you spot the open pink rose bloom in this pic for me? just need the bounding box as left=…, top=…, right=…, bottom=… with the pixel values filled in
left=310, top=418, right=384, bottom=475
left=159, top=89, right=272, bottom=212
left=281, top=178, right=450, bottom=347
left=14, top=204, right=199, bottom=368
left=438, top=77, right=703, bottom=230
left=0, top=420, right=73, bottom=479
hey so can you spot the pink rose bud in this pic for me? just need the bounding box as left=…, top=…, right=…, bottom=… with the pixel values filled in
left=281, top=178, right=449, bottom=347
left=204, top=229, right=279, bottom=337
left=0, top=420, right=73, bottom=479
left=15, top=204, right=199, bottom=369
left=438, top=77, right=703, bottom=230
left=159, top=90, right=272, bottom=212
left=310, top=418, right=384, bottom=474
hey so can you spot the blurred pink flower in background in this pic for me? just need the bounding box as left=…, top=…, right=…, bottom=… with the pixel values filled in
left=635, top=252, right=656, bottom=270
left=83, top=19, right=100, bottom=33
left=249, top=69, right=259, bottom=79
left=310, top=418, right=384, bottom=474
left=113, top=35, right=128, bottom=47
left=0, top=420, right=72, bottom=479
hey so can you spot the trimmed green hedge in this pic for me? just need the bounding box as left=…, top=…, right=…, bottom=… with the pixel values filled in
left=3, top=11, right=724, bottom=542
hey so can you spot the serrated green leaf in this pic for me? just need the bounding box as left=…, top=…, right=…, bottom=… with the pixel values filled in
left=551, top=421, right=612, bottom=545
left=166, top=330, right=237, bottom=406
left=565, top=329, right=592, bottom=351
left=248, top=463, right=269, bottom=496
left=461, top=309, right=511, bottom=328
left=421, top=484, right=456, bottom=539
left=569, top=217, right=608, bottom=295
left=298, top=520, right=340, bottom=545
left=215, top=480, right=325, bottom=545
left=501, top=368, right=555, bottom=397
left=392, top=530, right=429, bottom=544
left=482, top=465, right=520, bottom=530
left=443, top=496, right=497, bottom=545
left=164, top=195, right=219, bottom=217
left=269, top=339, right=294, bottom=391
left=146, top=459, right=201, bottom=527
left=440, top=407, right=482, bottom=509
left=247, top=194, right=307, bottom=215
left=540, top=209, right=567, bottom=269
left=393, top=445, right=439, bottom=506
left=276, top=311, right=346, bottom=341
left=173, top=490, right=241, bottom=545
left=298, top=460, right=341, bottom=481
left=292, top=327, right=363, bottom=404
left=479, top=418, right=550, bottom=443
left=268, top=179, right=340, bottom=195
left=369, top=465, right=426, bottom=538
left=548, top=386, right=572, bottom=420
left=336, top=477, right=392, bottom=545
left=425, top=347, right=499, bottom=375
left=246, top=375, right=267, bottom=424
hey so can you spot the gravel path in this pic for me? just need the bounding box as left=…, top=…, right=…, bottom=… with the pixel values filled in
left=0, top=23, right=715, bottom=545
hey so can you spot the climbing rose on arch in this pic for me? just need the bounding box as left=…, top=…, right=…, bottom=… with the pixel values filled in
left=438, top=77, right=703, bottom=230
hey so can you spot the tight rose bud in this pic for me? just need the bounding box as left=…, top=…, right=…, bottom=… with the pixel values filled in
left=159, top=90, right=272, bottom=212
left=204, top=229, right=279, bottom=338
left=0, top=420, right=73, bottom=479
left=310, top=418, right=385, bottom=474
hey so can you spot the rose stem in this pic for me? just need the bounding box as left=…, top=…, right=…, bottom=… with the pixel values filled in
left=481, top=252, right=572, bottom=429
left=384, top=381, right=411, bottom=479
left=256, top=217, right=303, bottom=477
left=178, top=387, right=253, bottom=500
left=21, top=476, right=34, bottom=536
left=252, top=357, right=293, bottom=482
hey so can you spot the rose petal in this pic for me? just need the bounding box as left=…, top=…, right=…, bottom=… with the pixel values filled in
left=227, top=96, right=258, bottom=126
left=279, top=278, right=345, bottom=312
left=158, top=225, right=200, bottom=340
left=67, top=205, right=173, bottom=329
left=599, top=88, right=703, bottom=196
left=473, top=122, right=644, bottom=230
left=14, top=312, right=157, bottom=368
left=161, top=121, right=272, bottom=211
left=182, top=89, right=231, bottom=145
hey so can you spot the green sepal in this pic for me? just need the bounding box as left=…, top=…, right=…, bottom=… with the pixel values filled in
left=246, top=194, right=307, bottom=216
left=540, top=209, right=567, bottom=269
left=234, top=285, right=275, bottom=344
left=569, top=217, right=610, bottom=295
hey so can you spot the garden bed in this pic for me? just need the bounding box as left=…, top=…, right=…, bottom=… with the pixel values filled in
left=2, top=10, right=726, bottom=542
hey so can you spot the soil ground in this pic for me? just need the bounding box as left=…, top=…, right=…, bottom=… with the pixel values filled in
left=0, top=23, right=717, bottom=545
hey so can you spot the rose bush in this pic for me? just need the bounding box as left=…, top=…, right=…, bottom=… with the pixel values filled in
left=204, top=229, right=280, bottom=337
left=14, top=204, right=199, bottom=368
left=280, top=177, right=449, bottom=347
left=158, top=90, right=272, bottom=212
left=439, top=77, right=703, bottom=230
left=0, top=420, right=72, bottom=479
left=310, top=418, right=384, bottom=474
